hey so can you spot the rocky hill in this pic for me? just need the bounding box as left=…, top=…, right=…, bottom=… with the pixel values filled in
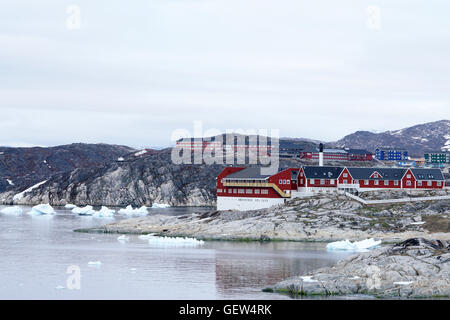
left=0, top=149, right=225, bottom=207
left=330, top=119, right=450, bottom=157
left=0, top=143, right=134, bottom=194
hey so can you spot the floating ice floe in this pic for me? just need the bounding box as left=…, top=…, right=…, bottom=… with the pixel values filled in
left=151, top=203, right=170, bottom=208
left=326, top=238, right=382, bottom=251
left=72, top=205, right=95, bottom=216
left=0, top=206, right=23, bottom=215
left=55, top=285, right=65, bottom=290
left=117, top=235, right=129, bottom=242
left=118, top=205, right=148, bottom=215
left=64, top=204, right=77, bottom=209
left=88, top=261, right=102, bottom=266
left=93, top=206, right=115, bottom=217
left=138, top=234, right=156, bottom=240
left=28, top=203, right=56, bottom=215
left=146, top=235, right=204, bottom=247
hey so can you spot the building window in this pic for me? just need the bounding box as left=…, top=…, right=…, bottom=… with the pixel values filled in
left=310, top=179, right=315, bottom=184
left=428, top=181, right=432, bottom=186
left=417, top=181, right=422, bottom=187
left=283, top=180, right=286, bottom=184
left=407, top=174, right=411, bottom=178
left=343, top=173, right=348, bottom=177
left=254, top=189, right=260, bottom=194
left=217, top=189, right=222, bottom=193
left=233, top=189, right=237, bottom=193
left=246, top=189, right=252, bottom=194
left=320, top=179, right=325, bottom=185
left=355, top=180, right=359, bottom=185
left=437, top=181, right=442, bottom=186
left=394, top=181, right=399, bottom=186
left=279, top=179, right=282, bottom=184
left=261, top=189, right=268, bottom=194
left=384, top=180, right=389, bottom=186
left=287, top=180, right=290, bottom=184
left=374, top=180, right=379, bottom=185
left=238, top=189, right=244, bottom=194
left=300, top=179, right=304, bottom=184
left=406, top=181, right=411, bottom=186
left=330, top=179, right=335, bottom=185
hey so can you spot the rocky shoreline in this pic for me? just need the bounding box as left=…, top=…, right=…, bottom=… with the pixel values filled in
left=75, top=192, right=450, bottom=242
left=266, top=238, right=450, bottom=298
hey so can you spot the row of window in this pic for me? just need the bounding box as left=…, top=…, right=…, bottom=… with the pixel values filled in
left=217, top=188, right=269, bottom=194
left=278, top=179, right=291, bottom=185
left=300, top=179, right=441, bottom=187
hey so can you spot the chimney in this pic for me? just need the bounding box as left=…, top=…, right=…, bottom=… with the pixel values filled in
left=319, top=143, right=324, bottom=167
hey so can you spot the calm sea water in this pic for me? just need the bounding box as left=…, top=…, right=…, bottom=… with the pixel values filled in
left=0, top=205, right=353, bottom=300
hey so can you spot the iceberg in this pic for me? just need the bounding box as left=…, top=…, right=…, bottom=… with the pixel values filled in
left=88, top=261, right=102, bottom=266
left=117, top=235, right=129, bottom=242
left=146, top=235, right=204, bottom=247
left=151, top=203, right=170, bottom=208
left=93, top=206, right=115, bottom=217
left=64, top=204, right=77, bottom=209
left=326, top=238, right=382, bottom=251
left=0, top=206, right=23, bottom=215
left=28, top=204, right=56, bottom=215
left=138, top=234, right=155, bottom=240
left=118, top=205, right=148, bottom=215
left=72, top=205, right=95, bottom=215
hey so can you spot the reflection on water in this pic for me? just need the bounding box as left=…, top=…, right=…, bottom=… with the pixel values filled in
left=0, top=205, right=352, bottom=299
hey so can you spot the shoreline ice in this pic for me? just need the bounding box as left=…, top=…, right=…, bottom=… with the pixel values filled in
left=326, top=238, right=382, bottom=251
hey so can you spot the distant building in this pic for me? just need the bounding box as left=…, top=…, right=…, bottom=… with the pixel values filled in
left=424, top=151, right=449, bottom=164
left=299, top=148, right=372, bottom=162
left=375, top=148, right=408, bottom=161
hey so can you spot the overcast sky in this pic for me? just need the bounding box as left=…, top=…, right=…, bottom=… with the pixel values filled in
left=1, top=0, right=449, bottom=148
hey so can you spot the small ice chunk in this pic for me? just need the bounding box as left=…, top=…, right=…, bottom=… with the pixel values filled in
left=117, top=157, right=124, bottom=161
left=151, top=203, right=170, bottom=208
left=146, top=235, right=204, bottom=247
left=138, top=234, right=155, bottom=240
left=326, top=238, right=381, bottom=251
left=118, top=205, right=148, bottom=216
left=7, top=179, right=14, bottom=186
left=64, top=204, right=77, bottom=209
left=117, top=235, right=129, bottom=242
left=55, top=285, right=65, bottom=290
left=72, top=205, right=95, bottom=215
left=300, top=276, right=318, bottom=283
left=0, top=206, right=23, bottom=215
left=93, top=206, right=115, bottom=217
left=88, top=261, right=102, bottom=265
left=410, top=222, right=425, bottom=225
left=28, top=203, right=55, bottom=215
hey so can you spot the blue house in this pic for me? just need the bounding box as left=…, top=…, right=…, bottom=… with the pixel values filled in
left=375, top=148, right=408, bottom=161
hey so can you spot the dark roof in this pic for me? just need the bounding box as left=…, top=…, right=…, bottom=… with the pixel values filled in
left=411, top=168, right=445, bottom=181
left=347, top=167, right=406, bottom=180
left=225, top=167, right=271, bottom=180
left=302, top=166, right=343, bottom=179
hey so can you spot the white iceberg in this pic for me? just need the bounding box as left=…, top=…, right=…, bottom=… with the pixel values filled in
left=28, top=203, right=56, bottom=215
left=151, top=203, right=170, bottom=208
left=117, top=235, right=129, bottom=242
left=326, top=238, right=382, bottom=251
left=64, top=204, right=77, bottom=209
left=118, top=205, right=148, bottom=215
left=88, top=261, right=102, bottom=266
left=146, top=235, right=204, bottom=247
left=138, top=234, right=155, bottom=240
left=72, top=205, right=95, bottom=215
left=0, top=206, right=23, bottom=215
left=93, top=206, right=115, bottom=217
